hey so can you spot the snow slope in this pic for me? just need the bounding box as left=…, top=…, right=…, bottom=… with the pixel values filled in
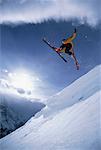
left=0, top=65, right=101, bottom=150
left=0, top=91, right=45, bottom=138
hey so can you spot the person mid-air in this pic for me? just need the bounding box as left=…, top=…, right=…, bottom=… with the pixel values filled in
left=43, top=28, right=80, bottom=70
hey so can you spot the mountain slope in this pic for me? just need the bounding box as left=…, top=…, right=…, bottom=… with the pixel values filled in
left=0, top=65, right=100, bottom=150
left=0, top=91, right=45, bottom=138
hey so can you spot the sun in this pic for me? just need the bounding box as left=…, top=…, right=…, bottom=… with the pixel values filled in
left=8, top=71, right=33, bottom=91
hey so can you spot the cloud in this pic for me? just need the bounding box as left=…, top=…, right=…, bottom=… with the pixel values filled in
left=16, top=88, right=26, bottom=94
left=0, top=69, right=29, bottom=95
left=0, top=0, right=100, bottom=26
left=0, top=68, right=55, bottom=99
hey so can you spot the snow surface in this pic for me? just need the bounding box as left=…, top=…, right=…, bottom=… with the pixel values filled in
left=0, top=91, right=45, bottom=138
left=0, top=65, right=101, bottom=150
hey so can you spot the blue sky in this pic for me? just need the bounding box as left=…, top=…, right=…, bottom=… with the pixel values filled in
left=0, top=0, right=101, bottom=99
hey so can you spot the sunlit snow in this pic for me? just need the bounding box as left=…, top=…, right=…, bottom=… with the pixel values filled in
left=0, top=65, right=100, bottom=150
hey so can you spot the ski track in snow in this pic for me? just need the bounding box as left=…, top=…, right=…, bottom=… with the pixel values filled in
left=0, top=65, right=101, bottom=150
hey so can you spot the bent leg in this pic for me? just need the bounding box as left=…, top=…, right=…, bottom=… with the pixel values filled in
left=70, top=50, right=80, bottom=70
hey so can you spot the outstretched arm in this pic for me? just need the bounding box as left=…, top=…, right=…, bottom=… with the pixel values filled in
left=70, top=28, right=77, bottom=40
left=63, top=28, right=77, bottom=44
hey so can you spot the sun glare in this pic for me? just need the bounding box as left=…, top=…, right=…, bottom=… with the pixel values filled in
left=8, top=71, right=33, bottom=90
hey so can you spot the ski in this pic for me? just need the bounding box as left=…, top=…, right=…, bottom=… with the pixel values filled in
left=43, top=38, right=67, bottom=63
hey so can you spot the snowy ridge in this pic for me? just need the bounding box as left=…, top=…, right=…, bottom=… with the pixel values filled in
left=37, top=65, right=101, bottom=117
left=0, top=65, right=100, bottom=150
left=0, top=91, right=45, bottom=138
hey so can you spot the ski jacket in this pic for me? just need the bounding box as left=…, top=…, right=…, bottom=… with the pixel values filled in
left=63, top=32, right=76, bottom=44
left=60, top=32, right=77, bottom=53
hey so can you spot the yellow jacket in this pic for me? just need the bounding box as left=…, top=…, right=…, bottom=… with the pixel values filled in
left=60, top=32, right=77, bottom=53
left=63, top=32, right=76, bottom=44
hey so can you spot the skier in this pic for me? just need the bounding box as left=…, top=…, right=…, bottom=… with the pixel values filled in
left=55, top=28, right=79, bottom=70
left=43, top=28, right=80, bottom=70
